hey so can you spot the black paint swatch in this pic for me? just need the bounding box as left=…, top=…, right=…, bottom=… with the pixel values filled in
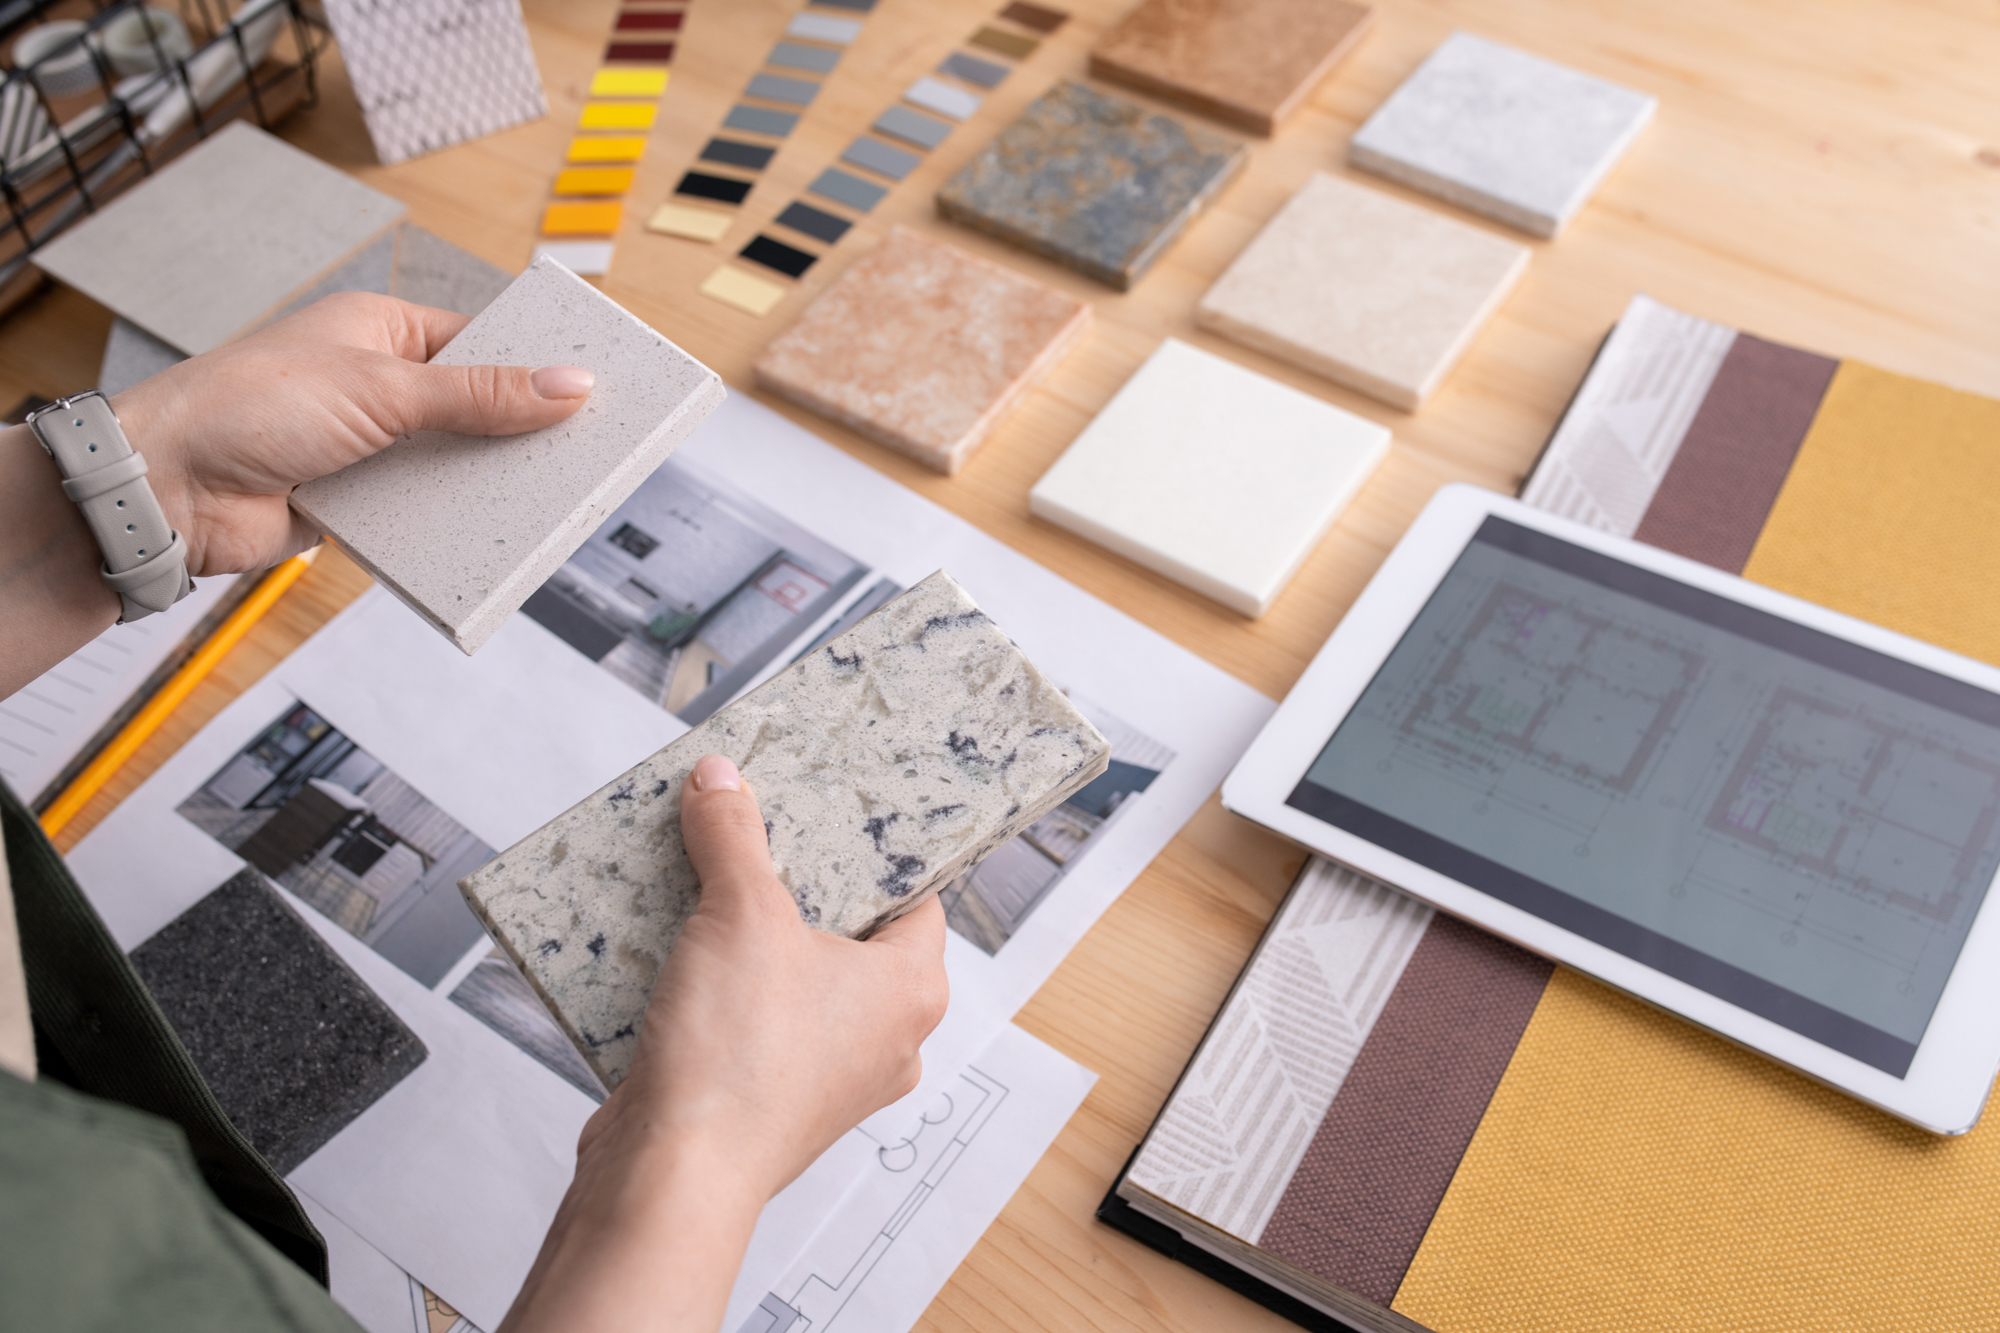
left=740, top=234, right=818, bottom=278
left=676, top=171, right=754, bottom=204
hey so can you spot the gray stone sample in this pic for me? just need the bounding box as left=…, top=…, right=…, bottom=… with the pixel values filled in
left=459, top=571, right=1110, bottom=1088
left=129, top=869, right=427, bottom=1174
left=935, top=81, right=1246, bottom=290
left=290, top=256, right=727, bottom=655
left=99, top=318, right=186, bottom=397
left=390, top=225, right=514, bottom=317
left=1347, top=31, right=1656, bottom=238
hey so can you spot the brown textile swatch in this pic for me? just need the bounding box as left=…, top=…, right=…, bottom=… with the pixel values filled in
left=1258, top=914, right=1553, bottom=1306
left=1633, top=333, right=1839, bottom=573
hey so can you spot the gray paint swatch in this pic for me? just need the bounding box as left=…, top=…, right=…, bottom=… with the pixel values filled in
left=809, top=166, right=889, bottom=212
left=842, top=136, right=921, bottom=181
left=940, top=52, right=1009, bottom=89
left=875, top=104, right=952, bottom=150
left=725, top=103, right=800, bottom=137
left=768, top=40, right=841, bottom=74
left=747, top=73, right=820, bottom=106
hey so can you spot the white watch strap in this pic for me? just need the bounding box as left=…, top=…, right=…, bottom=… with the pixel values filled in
left=27, top=391, right=193, bottom=623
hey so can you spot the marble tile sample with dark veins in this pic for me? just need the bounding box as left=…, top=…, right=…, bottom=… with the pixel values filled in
left=935, top=81, right=1246, bottom=290
left=459, top=572, right=1109, bottom=1088
left=129, top=869, right=428, bottom=1174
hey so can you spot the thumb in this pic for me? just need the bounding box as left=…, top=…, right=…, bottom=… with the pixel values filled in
left=381, top=357, right=595, bottom=438
left=679, top=755, right=790, bottom=923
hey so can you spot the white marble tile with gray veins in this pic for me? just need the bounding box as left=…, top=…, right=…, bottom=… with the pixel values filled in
left=459, top=571, right=1110, bottom=1088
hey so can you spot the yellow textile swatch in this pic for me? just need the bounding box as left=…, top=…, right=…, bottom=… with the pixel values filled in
left=1741, top=360, right=2000, bottom=665
left=554, top=167, right=636, bottom=196
left=567, top=136, right=647, bottom=163
left=700, top=266, right=786, bottom=316
left=648, top=202, right=733, bottom=242
left=541, top=202, right=623, bottom=235
left=1394, top=358, right=2000, bottom=1333
left=591, top=69, right=668, bottom=98
left=579, top=102, right=657, bottom=131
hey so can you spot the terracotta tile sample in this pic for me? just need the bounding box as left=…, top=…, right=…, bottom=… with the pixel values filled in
left=1196, top=172, right=1528, bottom=410
left=753, top=226, right=1091, bottom=474
left=935, top=81, right=1244, bottom=290
left=1030, top=338, right=1391, bottom=616
left=31, top=122, right=405, bottom=356
left=459, top=571, right=1109, bottom=1089
left=1090, top=0, right=1374, bottom=136
left=1349, top=31, right=1656, bottom=237
left=291, top=257, right=726, bottom=654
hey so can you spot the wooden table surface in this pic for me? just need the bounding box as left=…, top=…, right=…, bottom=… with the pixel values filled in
left=8, top=0, right=1999, bottom=1327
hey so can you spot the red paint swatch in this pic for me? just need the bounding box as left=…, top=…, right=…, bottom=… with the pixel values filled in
left=616, top=11, right=683, bottom=29
left=605, top=41, right=675, bottom=63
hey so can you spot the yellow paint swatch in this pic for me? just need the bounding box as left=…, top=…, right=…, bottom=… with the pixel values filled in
left=567, top=136, right=647, bottom=163
left=591, top=69, right=668, bottom=98
left=579, top=102, right=657, bottom=131
left=700, top=265, right=787, bottom=316
left=647, top=202, right=733, bottom=242
left=542, top=201, right=623, bottom=235
left=554, top=167, right=636, bottom=196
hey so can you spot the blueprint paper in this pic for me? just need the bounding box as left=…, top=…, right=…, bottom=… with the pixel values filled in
left=322, top=0, right=548, bottom=165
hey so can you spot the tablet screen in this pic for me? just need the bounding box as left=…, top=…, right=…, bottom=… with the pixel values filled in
left=1288, top=516, right=2000, bottom=1076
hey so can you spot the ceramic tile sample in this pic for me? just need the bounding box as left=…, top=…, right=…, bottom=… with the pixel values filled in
left=291, top=256, right=725, bottom=653
left=648, top=202, right=735, bottom=242
left=754, top=226, right=1091, bottom=474
left=532, top=240, right=614, bottom=276
left=129, top=869, right=428, bottom=1174
left=1030, top=338, right=1391, bottom=615
left=1348, top=31, right=1656, bottom=237
left=935, top=81, right=1245, bottom=290
left=391, top=225, right=513, bottom=317
left=321, top=0, right=547, bottom=165
left=32, top=122, right=406, bottom=356
left=1089, top=0, right=1373, bottom=135
left=700, top=265, right=787, bottom=315
left=1196, top=172, right=1528, bottom=410
left=267, top=229, right=396, bottom=324
left=458, top=571, right=1110, bottom=1087
left=99, top=318, right=184, bottom=397
left=905, top=76, right=982, bottom=121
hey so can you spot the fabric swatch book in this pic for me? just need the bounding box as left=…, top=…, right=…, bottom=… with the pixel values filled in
left=1101, top=293, right=2000, bottom=1333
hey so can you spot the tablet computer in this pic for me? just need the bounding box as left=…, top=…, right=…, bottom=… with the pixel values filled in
left=1223, top=484, right=2000, bottom=1133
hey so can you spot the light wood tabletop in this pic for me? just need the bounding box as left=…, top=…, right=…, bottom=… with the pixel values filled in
left=8, top=0, right=1999, bottom=1327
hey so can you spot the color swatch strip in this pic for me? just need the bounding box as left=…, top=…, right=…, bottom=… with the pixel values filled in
left=533, top=4, right=688, bottom=276
left=646, top=0, right=885, bottom=264
left=695, top=1, right=1069, bottom=316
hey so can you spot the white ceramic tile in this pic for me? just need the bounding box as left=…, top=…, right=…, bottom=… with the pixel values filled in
left=1197, top=172, right=1529, bottom=409
left=531, top=240, right=613, bottom=276
left=905, top=75, right=983, bottom=121
left=291, top=256, right=727, bottom=654
left=1030, top=339, right=1391, bottom=616
left=32, top=122, right=406, bottom=355
left=1348, top=31, right=1656, bottom=237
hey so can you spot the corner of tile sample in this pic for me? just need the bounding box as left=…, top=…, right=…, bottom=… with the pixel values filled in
left=1347, top=31, right=1656, bottom=238
left=935, top=80, right=1246, bottom=290
left=458, top=571, right=1111, bottom=1088
left=752, top=226, right=1092, bottom=474
left=1088, top=0, right=1375, bottom=136
left=30, top=121, right=407, bottom=354
left=1030, top=338, right=1390, bottom=616
left=290, top=256, right=727, bottom=654
left=1195, top=172, right=1529, bottom=410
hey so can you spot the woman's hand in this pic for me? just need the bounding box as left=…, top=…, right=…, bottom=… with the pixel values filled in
left=501, top=754, right=950, bottom=1333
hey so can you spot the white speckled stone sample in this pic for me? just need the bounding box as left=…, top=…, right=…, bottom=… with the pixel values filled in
left=1196, top=172, right=1528, bottom=410
left=458, top=571, right=1110, bottom=1088
left=290, top=256, right=726, bottom=655
left=1030, top=338, right=1391, bottom=616
left=1347, top=31, right=1655, bottom=238
left=32, top=121, right=407, bottom=354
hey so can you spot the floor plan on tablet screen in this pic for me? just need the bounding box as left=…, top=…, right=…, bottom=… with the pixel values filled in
left=1297, top=525, right=2000, bottom=1066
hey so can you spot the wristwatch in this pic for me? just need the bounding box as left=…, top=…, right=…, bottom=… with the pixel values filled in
left=26, top=391, right=193, bottom=623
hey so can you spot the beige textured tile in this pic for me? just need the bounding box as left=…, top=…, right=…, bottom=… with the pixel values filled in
left=1196, top=172, right=1528, bottom=410
left=753, top=226, right=1091, bottom=474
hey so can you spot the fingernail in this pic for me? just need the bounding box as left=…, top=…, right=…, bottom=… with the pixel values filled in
left=531, top=365, right=595, bottom=399
left=690, top=754, right=740, bottom=793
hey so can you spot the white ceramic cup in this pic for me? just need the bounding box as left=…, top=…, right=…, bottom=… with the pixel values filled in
left=13, top=21, right=104, bottom=99
left=103, top=7, right=194, bottom=77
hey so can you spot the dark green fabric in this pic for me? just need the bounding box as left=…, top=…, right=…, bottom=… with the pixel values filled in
left=0, top=1069, right=364, bottom=1332
left=0, top=777, right=330, bottom=1285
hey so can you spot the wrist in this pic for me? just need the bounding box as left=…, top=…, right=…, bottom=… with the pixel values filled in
left=108, top=379, right=205, bottom=576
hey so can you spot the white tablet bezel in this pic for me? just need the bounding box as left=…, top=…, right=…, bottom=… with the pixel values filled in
left=1223, top=483, right=2000, bottom=1134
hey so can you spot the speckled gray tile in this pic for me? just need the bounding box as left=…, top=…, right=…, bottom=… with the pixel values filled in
left=129, top=869, right=427, bottom=1175
left=269, top=229, right=396, bottom=323
left=31, top=121, right=406, bottom=355
left=391, top=225, right=514, bottom=317
left=290, top=256, right=726, bottom=654
left=459, top=571, right=1109, bottom=1088
left=935, top=80, right=1246, bottom=290
left=1348, top=31, right=1656, bottom=238
left=99, top=317, right=185, bottom=397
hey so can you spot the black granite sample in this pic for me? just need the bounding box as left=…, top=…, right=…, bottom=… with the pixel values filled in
left=129, top=869, right=428, bottom=1175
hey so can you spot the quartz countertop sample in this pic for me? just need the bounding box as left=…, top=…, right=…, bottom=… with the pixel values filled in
left=290, top=255, right=726, bottom=655
left=459, top=571, right=1110, bottom=1088
left=935, top=80, right=1245, bottom=291
left=753, top=226, right=1092, bottom=474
